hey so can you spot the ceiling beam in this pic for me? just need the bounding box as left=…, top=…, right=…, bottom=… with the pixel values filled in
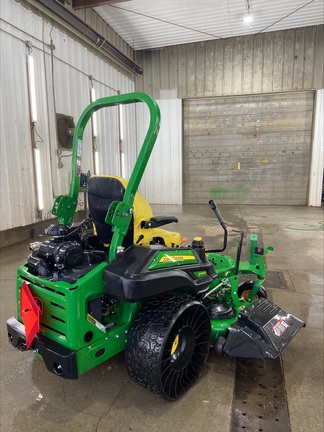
left=72, top=0, right=130, bottom=10
left=37, top=0, right=142, bottom=74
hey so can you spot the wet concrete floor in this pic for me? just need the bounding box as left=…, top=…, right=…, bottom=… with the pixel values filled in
left=0, top=205, right=323, bottom=432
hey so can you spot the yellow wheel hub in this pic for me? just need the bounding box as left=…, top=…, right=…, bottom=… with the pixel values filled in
left=241, top=290, right=258, bottom=302
left=171, top=334, right=179, bottom=356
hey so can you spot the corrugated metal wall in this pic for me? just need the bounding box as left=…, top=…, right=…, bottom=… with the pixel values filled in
left=136, top=98, right=182, bottom=204
left=72, top=4, right=134, bottom=61
left=135, top=25, right=323, bottom=206
left=0, top=27, right=38, bottom=228
left=136, top=25, right=324, bottom=99
left=308, top=89, right=324, bottom=206
left=183, top=91, right=314, bottom=205
left=0, top=0, right=135, bottom=231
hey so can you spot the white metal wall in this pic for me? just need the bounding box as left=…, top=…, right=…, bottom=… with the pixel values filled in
left=136, top=25, right=324, bottom=206
left=0, top=0, right=135, bottom=231
left=136, top=98, right=182, bottom=204
left=0, top=28, right=38, bottom=228
left=308, top=89, right=324, bottom=206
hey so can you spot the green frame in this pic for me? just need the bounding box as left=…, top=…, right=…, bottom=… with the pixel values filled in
left=51, top=92, right=161, bottom=263
left=12, top=91, right=274, bottom=378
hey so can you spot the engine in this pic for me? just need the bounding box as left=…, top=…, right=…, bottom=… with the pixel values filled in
left=27, top=221, right=106, bottom=280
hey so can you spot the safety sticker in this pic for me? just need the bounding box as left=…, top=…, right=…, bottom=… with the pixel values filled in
left=271, top=319, right=290, bottom=337
left=76, top=159, right=82, bottom=176
left=77, top=139, right=83, bottom=157
left=87, top=314, right=106, bottom=333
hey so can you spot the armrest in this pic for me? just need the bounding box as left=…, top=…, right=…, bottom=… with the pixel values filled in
left=141, top=216, right=178, bottom=229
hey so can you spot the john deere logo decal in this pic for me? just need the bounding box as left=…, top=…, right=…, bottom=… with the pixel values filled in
left=158, top=255, right=196, bottom=263
left=148, top=250, right=198, bottom=270
left=193, top=270, right=208, bottom=278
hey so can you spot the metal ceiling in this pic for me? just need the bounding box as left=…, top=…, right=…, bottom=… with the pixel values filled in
left=93, top=0, right=324, bottom=50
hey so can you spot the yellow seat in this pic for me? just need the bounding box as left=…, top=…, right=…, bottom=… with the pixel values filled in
left=87, top=175, right=181, bottom=248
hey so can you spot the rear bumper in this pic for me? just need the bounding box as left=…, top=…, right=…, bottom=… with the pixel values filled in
left=6, top=317, right=78, bottom=379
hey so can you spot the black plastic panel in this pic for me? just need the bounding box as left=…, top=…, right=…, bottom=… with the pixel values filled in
left=7, top=317, right=78, bottom=379
left=104, top=245, right=216, bottom=301
left=224, top=299, right=304, bottom=359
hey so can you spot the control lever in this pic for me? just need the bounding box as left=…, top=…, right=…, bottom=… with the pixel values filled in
left=206, top=199, right=228, bottom=252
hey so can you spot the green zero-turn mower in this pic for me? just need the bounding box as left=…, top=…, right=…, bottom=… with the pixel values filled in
left=7, top=92, right=304, bottom=401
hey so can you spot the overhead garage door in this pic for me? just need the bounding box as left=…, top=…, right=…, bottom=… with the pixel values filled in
left=183, top=92, right=314, bottom=205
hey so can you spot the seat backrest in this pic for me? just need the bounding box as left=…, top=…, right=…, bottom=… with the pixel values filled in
left=88, top=175, right=181, bottom=248
left=87, top=176, right=134, bottom=246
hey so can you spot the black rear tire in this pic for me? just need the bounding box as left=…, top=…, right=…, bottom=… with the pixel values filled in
left=125, top=296, right=211, bottom=401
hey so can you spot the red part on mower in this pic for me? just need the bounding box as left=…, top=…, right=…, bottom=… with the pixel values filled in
left=20, top=281, right=40, bottom=349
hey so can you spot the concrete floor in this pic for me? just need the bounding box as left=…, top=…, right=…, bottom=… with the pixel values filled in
left=0, top=204, right=323, bottom=432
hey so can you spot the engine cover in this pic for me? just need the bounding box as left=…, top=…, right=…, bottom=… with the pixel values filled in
left=28, top=240, right=83, bottom=277
left=37, top=240, right=83, bottom=268
left=104, top=244, right=216, bottom=301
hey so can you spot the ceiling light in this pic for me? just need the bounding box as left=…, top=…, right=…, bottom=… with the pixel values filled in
left=27, top=50, right=38, bottom=123
left=243, top=12, right=254, bottom=24
left=34, top=148, right=44, bottom=210
left=242, top=1, right=254, bottom=25
left=94, top=150, right=100, bottom=175
left=90, top=84, right=98, bottom=138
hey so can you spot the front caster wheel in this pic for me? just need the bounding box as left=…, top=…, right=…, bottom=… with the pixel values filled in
left=125, top=296, right=211, bottom=401
left=238, top=281, right=267, bottom=301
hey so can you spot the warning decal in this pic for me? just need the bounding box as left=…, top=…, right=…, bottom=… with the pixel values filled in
left=77, top=139, right=83, bottom=157
left=271, top=319, right=290, bottom=337
left=87, top=314, right=106, bottom=333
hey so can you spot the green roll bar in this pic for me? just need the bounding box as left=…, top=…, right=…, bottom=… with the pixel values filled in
left=52, top=92, right=161, bottom=263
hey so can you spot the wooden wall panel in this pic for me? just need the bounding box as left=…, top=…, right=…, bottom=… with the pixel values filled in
left=183, top=92, right=314, bottom=205
left=136, top=26, right=324, bottom=100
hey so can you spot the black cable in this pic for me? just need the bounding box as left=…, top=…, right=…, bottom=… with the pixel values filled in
left=256, top=0, right=315, bottom=35
left=32, top=123, right=44, bottom=147
left=43, top=21, right=56, bottom=199
left=108, top=4, right=224, bottom=41
left=110, top=1, right=318, bottom=43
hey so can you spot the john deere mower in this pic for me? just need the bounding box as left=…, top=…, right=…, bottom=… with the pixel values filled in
left=7, top=92, right=304, bottom=401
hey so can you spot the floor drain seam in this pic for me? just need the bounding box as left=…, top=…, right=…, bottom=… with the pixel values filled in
left=230, top=356, right=291, bottom=432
